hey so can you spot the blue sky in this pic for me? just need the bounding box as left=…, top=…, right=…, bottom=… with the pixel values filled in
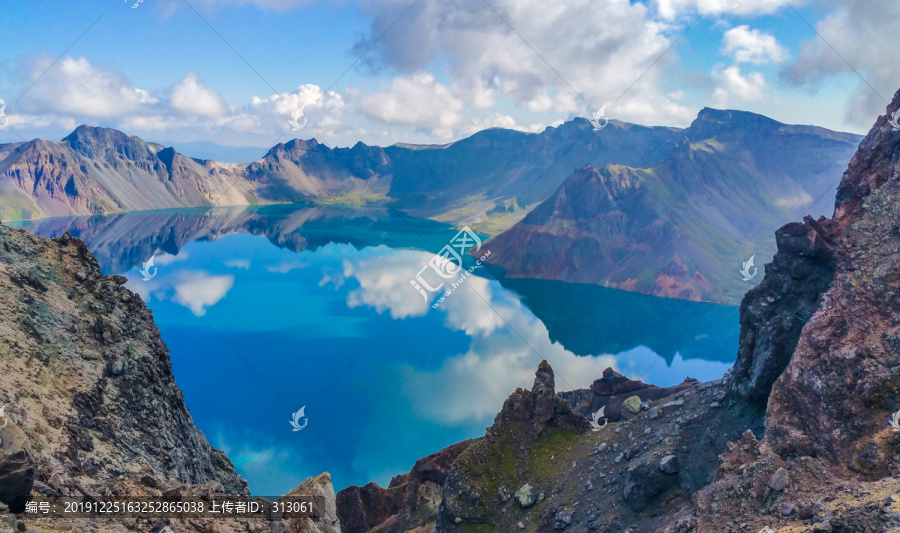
left=0, top=0, right=896, bottom=153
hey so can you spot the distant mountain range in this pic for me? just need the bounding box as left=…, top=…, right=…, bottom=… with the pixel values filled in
left=0, top=118, right=685, bottom=227
left=0, top=110, right=861, bottom=301
left=481, top=109, right=862, bottom=302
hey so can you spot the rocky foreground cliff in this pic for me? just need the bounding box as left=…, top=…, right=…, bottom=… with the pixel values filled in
left=0, top=224, right=340, bottom=532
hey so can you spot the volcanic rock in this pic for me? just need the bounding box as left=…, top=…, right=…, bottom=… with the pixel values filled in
left=763, top=88, right=900, bottom=477
left=335, top=440, right=471, bottom=533
left=560, top=367, right=697, bottom=422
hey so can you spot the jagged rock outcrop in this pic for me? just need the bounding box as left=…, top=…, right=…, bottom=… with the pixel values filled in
left=0, top=415, right=34, bottom=514
left=726, top=216, right=837, bottom=403
left=763, top=88, right=900, bottom=476
left=0, top=224, right=246, bottom=510
left=496, top=361, right=589, bottom=438
left=561, top=367, right=699, bottom=421
left=281, top=473, right=342, bottom=533
left=336, top=440, right=471, bottom=533
left=436, top=362, right=763, bottom=531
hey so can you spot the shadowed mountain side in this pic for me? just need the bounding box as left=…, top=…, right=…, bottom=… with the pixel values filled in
left=493, top=276, right=739, bottom=363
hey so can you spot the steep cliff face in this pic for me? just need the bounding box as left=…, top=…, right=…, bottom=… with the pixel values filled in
left=763, top=89, right=900, bottom=476
left=0, top=223, right=342, bottom=532
left=0, top=224, right=246, bottom=512
left=726, top=217, right=837, bottom=402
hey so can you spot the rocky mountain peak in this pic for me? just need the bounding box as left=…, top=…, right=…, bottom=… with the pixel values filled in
left=834, top=87, right=900, bottom=223
left=62, top=124, right=161, bottom=162
left=490, top=362, right=587, bottom=439
left=590, top=367, right=646, bottom=396
left=686, top=107, right=783, bottom=140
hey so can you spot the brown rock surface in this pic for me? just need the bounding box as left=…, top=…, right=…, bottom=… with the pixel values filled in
left=0, top=221, right=344, bottom=532
left=764, top=89, right=900, bottom=477
left=0, top=224, right=247, bottom=507
left=336, top=440, right=471, bottom=533
left=726, top=216, right=837, bottom=403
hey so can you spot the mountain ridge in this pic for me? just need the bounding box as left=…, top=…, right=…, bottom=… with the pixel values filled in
left=480, top=109, right=862, bottom=302
left=0, top=110, right=860, bottom=231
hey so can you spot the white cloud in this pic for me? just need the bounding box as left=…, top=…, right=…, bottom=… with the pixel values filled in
left=654, top=0, right=793, bottom=19
left=781, top=0, right=900, bottom=129
left=360, top=72, right=464, bottom=135
left=172, top=271, right=235, bottom=316
left=154, top=251, right=189, bottom=266
left=712, top=65, right=768, bottom=106
left=342, top=250, right=432, bottom=320
left=224, top=259, right=252, bottom=270
left=170, top=72, right=228, bottom=117
left=722, top=25, right=787, bottom=64
left=23, top=57, right=152, bottom=118
left=266, top=260, right=309, bottom=273
left=355, top=0, right=695, bottom=127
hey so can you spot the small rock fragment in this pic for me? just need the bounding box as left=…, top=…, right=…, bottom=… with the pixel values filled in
left=554, top=508, right=573, bottom=530
left=622, top=396, right=643, bottom=416
left=768, top=467, right=790, bottom=492
left=515, top=484, right=537, bottom=509
left=659, top=455, right=679, bottom=474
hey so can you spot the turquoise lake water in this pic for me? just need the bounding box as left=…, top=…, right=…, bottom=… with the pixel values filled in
left=14, top=205, right=739, bottom=496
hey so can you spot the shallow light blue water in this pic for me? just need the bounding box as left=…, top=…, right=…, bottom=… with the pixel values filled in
left=14, top=205, right=738, bottom=496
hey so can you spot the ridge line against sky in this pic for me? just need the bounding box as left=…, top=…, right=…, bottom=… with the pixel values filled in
left=0, top=0, right=896, bottom=149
